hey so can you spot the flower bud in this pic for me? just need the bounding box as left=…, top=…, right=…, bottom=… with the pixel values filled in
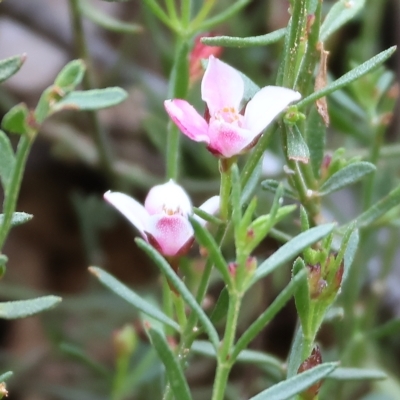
left=297, top=346, right=323, bottom=400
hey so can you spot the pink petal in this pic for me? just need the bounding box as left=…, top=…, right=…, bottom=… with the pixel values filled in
left=201, top=56, right=244, bottom=115
left=244, top=86, right=301, bottom=135
left=104, top=191, right=148, bottom=237
left=164, top=99, right=209, bottom=143
left=147, top=214, right=194, bottom=256
left=194, top=195, right=220, bottom=226
left=208, top=119, right=256, bottom=158
left=145, top=180, right=192, bottom=216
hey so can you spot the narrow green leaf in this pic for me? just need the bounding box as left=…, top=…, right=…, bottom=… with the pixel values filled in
left=343, top=229, right=359, bottom=283
left=327, top=367, right=386, bottom=381
left=0, top=296, right=61, bottom=319
left=0, top=130, right=15, bottom=192
left=368, top=318, right=400, bottom=340
left=168, top=42, right=190, bottom=98
left=192, top=341, right=283, bottom=372
left=292, top=258, right=310, bottom=334
left=210, top=287, right=229, bottom=324
left=190, top=218, right=231, bottom=285
left=297, top=47, right=397, bottom=109
left=89, top=267, right=180, bottom=332
left=351, top=183, right=400, bottom=229
left=320, top=0, right=366, bottom=42
left=0, top=54, right=25, bottom=84
left=233, top=269, right=307, bottom=361
left=286, top=326, right=304, bottom=378
left=261, top=179, right=297, bottom=199
left=54, top=59, right=86, bottom=93
left=145, top=326, right=192, bottom=400
left=1, top=103, right=31, bottom=135
left=286, top=124, right=310, bottom=163
left=241, top=158, right=262, bottom=206
left=306, top=106, right=326, bottom=178
left=250, top=224, right=335, bottom=286
left=193, top=207, right=223, bottom=225
left=135, top=239, right=220, bottom=349
left=0, top=371, right=12, bottom=382
left=249, top=362, right=338, bottom=400
left=319, top=162, right=376, bottom=195
left=201, top=28, right=286, bottom=48
left=80, top=1, right=142, bottom=34
left=54, top=87, right=128, bottom=111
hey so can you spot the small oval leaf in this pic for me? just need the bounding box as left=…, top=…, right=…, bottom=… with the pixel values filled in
left=319, top=162, right=376, bottom=196
left=0, top=54, right=26, bottom=84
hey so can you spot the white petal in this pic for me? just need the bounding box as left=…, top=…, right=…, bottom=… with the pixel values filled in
left=244, top=86, right=301, bottom=135
left=145, top=180, right=192, bottom=216
left=195, top=195, right=220, bottom=226
left=104, top=191, right=148, bottom=236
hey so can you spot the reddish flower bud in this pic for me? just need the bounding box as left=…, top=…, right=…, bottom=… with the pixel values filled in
left=298, top=346, right=323, bottom=400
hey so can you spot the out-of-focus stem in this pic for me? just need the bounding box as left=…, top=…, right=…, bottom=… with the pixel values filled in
left=69, top=0, right=116, bottom=184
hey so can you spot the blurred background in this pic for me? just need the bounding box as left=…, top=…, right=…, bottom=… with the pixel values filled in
left=0, top=0, right=399, bottom=399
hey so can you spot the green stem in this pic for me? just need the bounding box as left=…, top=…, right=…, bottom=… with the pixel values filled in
left=165, top=0, right=179, bottom=24
left=180, top=0, right=192, bottom=27
left=219, top=158, right=235, bottom=221
left=162, top=276, right=174, bottom=336
left=191, top=0, right=216, bottom=28
left=143, top=0, right=180, bottom=32
left=0, top=135, right=33, bottom=250
left=211, top=292, right=242, bottom=400
left=68, top=0, right=116, bottom=184
left=173, top=291, right=187, bottom=328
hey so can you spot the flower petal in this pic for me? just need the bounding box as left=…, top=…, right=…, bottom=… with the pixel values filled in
left=164, top=99, right=210, bottom=143
left=145, top=180, right=192, bottom=216
left=244, top=86, right=301, bottom=135
left=208, top=119, right=256, bottom=158
left=194, top=195, right=220, bottom=226
left=147, top=215, right=194, bottom=256
left=201, top=55, right=244, bottom=115
left=104, top=191, right=148, bottom=236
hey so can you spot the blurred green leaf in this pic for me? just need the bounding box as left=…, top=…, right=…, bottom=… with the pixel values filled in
left=261, top=179, right=297, bottom=199
left=210, top=287, right=229, bottom=324
left=0, top=371, right=12, bottom=382
left=54, top=59, right=86, bottom=93
left=297, top=47, right=397, bottom=109
left=249, top=362, right=338, bottom=399
left=1, top=103, right=31, bottom=135
left=54, top=87, right=128, bottom=111
left=145, top=326, right=192, bottom=400
left=0, top=130, right=15, bottom=192
left=190, top=218, right=231, bottom=284
left=201, top=28, right=286, bottom=47
left=319, top=162, right=376, bottom=195
left=292, top=257, right=310, bottom=335
left=0, top=54, right=25, bottom=84
left=80, top=1, right=142, bottom=33
left=250, top=224, right=335, bottom=286
left=320, top=0, right=365, bottom=42
left=135, top=239, right=220, bottom=349
left=0, top=296, right=61, bottom=319
left=286, top=124, right=310, bottom=163
left=368, top=318, right=400, bottom=340
left=327, top=367, right=386, bottom=381
left=343, top=229, right=359, bottom=283
left=241, top=158, right=262, bottom=206
left=89, top=267, right=180, bottom=332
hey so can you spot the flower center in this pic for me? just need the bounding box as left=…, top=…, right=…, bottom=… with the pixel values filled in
left=215, top=106, right=243, bottom=126
left=162, top=204, right=185, bottom=216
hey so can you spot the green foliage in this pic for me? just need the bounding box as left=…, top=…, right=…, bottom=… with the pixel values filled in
left=0, top=296, right=61, bottom=319
left=0, top=54, right=25, bottom=84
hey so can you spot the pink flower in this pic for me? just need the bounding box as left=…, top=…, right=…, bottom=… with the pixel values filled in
left=164, top=55, right=301, bottom=158
left=104, top=180, right=219, bottom=257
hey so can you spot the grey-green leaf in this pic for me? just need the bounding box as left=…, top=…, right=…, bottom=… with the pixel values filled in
left=80, top=1, right=142, bottom=34
left=327, top=367, right=386, bottom=381
left=261, top=179, right=298, bottom=199
left=89, top=267, right=180, bottom=332
left=306, top=106, right=326, bottom=178
left=297, top=47, right=396, bottom=109
left=0, top=212, right=33, bottom=227
left=0, top=296, right=61, bottom=319
left=1, top=103, right=31, bottom=135
left=250, top=224, right=335, bottom=286
left=145, top=326, right=192, bottom=400
left=0, top=371, right=13, bottom=382
left=319, top=162, right=376, bottom=196
left=0, top=130, right=15, bottom=192
left=320, top=0, right=366, bottom=42
left=54, top=87, right=128, bottom=111
left=54, top=59, right=86, bottom=93
left=201, top=28, right=286, bottom=48
left=0, top=54, right=26, bottom=84
left=286, top=124, right=310, bottom=163
left=249, top=362, right=338, bottom=400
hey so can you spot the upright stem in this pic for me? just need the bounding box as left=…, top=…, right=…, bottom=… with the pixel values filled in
left=219, top=158, right=234, bottom=221
left=68, top=0, right=116, bottom=184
